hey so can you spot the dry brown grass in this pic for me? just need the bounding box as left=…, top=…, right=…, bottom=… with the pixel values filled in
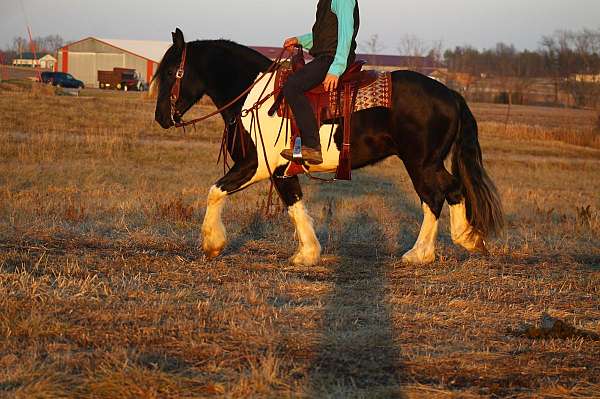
left=1, top=87, right=599, bottom=398
left=472, top=103, right=600, bottom=149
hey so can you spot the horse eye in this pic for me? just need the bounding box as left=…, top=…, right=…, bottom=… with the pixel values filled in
left=167, top=70, right=174, bottom=76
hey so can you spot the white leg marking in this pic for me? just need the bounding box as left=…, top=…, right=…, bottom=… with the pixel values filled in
left=402, top=202, right=439, bottom=264
left=449, top=200, right=487, bottom=253
left=288, top=201, right=321, bottom=266
left=201, top=185, right=227, bottom=258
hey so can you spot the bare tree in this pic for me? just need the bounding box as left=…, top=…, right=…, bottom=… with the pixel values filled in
left=397, top=34, right=429, bottom=69
left=427, top=39, right=444, bottom=65
left=45, top=35, right=65, bottom=52
left=360, top=34, right=385, bottom=66
left=11, top=37, right=27, bottom=57
left=360, top=33, right=385, bottom=54
left=397, top=34, right=427, bottom=57
left=10, top=34, right=65, bottom=55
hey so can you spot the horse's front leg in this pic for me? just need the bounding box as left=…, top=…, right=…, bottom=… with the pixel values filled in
left=274, top=167, right=321, bottom=266
left=201, top=159, right=257, bottom=258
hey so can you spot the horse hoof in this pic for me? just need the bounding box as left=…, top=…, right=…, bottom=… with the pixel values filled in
left=289, top=251, right=320, bottom=267
left=204, top=249, right=222, bottom=259
left=402, top=247, right=435, bottom=264
left=469, top=236, right=489, bottom=256
left=202, top=241, right=225, bottom=259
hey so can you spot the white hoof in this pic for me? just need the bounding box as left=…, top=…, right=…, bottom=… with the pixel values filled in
left=289, top=246, right=321, bottom=266
left=454, top=233, right=489, bottom=255
left=201, top=185, right=227, bottom=259
left=287, top=201, right=321, bottom=266
left=202, top=229, right=227, bottom=259
left=402, top=245, right=435, bottom=264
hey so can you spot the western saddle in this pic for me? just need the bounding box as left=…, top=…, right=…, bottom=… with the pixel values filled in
left=269, top=46, right=377, bottom=180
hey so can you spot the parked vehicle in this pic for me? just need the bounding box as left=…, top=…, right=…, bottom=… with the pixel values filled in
left=98, top=68, right=141, bottom=91
left=40, top=72, right=84, bottom=89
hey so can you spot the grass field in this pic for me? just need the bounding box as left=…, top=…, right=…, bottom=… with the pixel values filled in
left=1, top=85, right=599, bottom=398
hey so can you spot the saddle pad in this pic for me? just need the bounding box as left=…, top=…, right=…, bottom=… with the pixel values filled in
left=274, top=68, right=393, bottom=119
left=333, top=71, right=392, bottom=115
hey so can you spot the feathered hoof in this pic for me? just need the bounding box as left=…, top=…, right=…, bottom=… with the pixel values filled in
left=201, top=227, right=226, bottom=260
left=468, top=236, right=489, bottom=256
left=289, top=249, right=321, bottom=267
left=202, top=239, right=225, bottom=260
left=401, top=246, right=436, bottom=264
left=203, top=247, right=223, bottom=259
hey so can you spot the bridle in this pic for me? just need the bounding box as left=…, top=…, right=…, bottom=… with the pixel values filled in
left=168, top=42, right=288, bottom=129
left=169, top=43, right=188, bottom=125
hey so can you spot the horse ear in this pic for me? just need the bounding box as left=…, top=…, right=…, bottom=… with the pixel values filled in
left=172, top=28, right=185, bottom=49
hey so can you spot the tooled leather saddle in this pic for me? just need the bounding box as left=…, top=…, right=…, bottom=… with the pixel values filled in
left=268, top=46, right=380, bottom=180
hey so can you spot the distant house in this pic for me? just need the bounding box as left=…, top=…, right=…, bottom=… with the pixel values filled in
left=12, top=53, right=57, bottom=69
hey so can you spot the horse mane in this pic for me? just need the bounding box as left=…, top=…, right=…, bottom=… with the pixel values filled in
left=150, top=39, right=272, bottom=97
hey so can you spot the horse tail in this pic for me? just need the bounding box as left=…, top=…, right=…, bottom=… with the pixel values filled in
left=451, top=94, right=504, bottom=237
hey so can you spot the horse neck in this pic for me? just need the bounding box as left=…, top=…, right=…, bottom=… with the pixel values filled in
left=194, top=41, right=271, bottom=122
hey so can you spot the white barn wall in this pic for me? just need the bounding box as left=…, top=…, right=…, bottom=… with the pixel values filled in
left=56, top=37, right=169, bottom=88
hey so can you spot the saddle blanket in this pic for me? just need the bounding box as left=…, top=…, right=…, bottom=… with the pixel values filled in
left=274, top=68, right=393, bottom=119
left=339, top=71, right=392, bottom=115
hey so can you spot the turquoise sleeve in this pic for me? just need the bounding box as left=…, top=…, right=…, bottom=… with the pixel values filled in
left=296, top=33, right=313, bottom=50
left=329, top=0, right=356, bottom=77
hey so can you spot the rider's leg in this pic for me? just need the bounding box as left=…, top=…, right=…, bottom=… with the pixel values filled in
left=281, top=55, right=333, bottom=161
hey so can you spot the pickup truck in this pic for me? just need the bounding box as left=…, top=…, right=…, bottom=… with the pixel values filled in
left=40, top=72, right=84, bottom=89
left=98, top=68, right=141, bottom=91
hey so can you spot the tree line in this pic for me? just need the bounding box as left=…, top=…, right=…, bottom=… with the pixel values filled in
left=444, top=29, right=600, bottom=79
left=1, top=34, right=65, bottom=63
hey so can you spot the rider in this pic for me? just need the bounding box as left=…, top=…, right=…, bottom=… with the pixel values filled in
left=280, top=0, right=360, bottom=165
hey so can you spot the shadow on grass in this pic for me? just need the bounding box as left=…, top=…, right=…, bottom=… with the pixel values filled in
left=306, top=170, right=415, bottom=395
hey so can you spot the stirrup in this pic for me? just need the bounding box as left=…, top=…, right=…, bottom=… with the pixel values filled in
left=292, top=136, right=303, bottom=161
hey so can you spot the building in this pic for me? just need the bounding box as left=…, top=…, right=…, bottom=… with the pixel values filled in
left=56, top=37, right=171, bottom=88
left=12, top=53, right=57, bottom=69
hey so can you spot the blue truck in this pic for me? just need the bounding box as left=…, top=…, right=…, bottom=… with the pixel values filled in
left=40, top=72, right=84, bottom=89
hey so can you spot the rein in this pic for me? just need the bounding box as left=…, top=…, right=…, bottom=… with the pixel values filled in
left=170, top=44, right=288, bottom=129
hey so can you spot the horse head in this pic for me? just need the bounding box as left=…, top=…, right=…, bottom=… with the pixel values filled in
left=153, top=28, right=206, bottom=128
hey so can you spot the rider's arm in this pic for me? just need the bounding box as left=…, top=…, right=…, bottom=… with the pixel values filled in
left=296, top=33, right=314, bottom=50
left=328, top=0, right=356, bottom=77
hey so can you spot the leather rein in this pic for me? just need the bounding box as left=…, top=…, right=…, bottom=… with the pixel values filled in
left=169, top=43, right=288, bottom=129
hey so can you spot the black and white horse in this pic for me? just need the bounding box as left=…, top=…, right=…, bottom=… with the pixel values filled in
left=153, top=29, right=503, bottom=266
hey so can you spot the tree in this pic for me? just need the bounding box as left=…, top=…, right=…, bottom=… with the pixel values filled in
left=11, top=37, right=27, bottom=57
left=540, top=28, right=600, bottom=107
left=360, top=34, right=385, bottom=65
left=427, top=40, right=444, bottom=65
left=9, top=34, right=65, bottom=55
left=397, top=34, right=431, bottom=70
left=360, top=33, right=385, bottom=54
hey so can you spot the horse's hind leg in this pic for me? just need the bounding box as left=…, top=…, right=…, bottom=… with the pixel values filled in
left=401, top=165, right=447, bottom=264
left=202, top=185, right=228, bottom=258
left=402, top=201, right=440, bottom=264
left=273, top=167, right=321, bottom=266
left=449, top=200, right=488, bottom=254
left=430, top=167, right=488, bottom=254
left=434, top=165, right=488, bottom=253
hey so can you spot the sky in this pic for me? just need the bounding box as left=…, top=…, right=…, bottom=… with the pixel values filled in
left=1, top=0, right=599, bottom=54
